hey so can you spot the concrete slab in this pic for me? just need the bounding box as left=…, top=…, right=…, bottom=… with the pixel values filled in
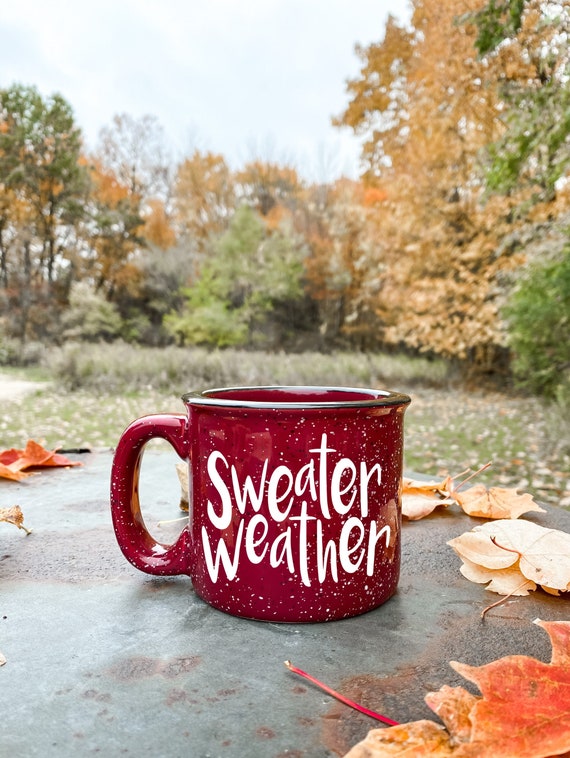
left=1, top=450, right=569, bottom=757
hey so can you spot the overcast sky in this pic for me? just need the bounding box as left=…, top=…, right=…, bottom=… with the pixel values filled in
left=1, top=0, right=410, bottom=181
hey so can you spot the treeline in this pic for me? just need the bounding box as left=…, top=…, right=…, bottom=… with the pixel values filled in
left=1, top=0, right=569, bottom=398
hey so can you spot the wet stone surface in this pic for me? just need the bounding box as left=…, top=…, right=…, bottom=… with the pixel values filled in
left=1, top=450, right=569, bottom=757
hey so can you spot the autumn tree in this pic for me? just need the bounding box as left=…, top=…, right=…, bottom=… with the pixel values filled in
left=472, top=1, right=570, bottom=397
left=83, top=158, right=144, bottom=301
left=96, top=113, right=172, bottom=201
left=303, top=180, right=387, bottom=347
left=174, top=150, right=235, bottom=252
left=0, top=84, right=89, bottom=342
left=334, top=0, right=529, bottom=369
left=85, top=113, right=178, bottom=339
left=333, top=15, right=415, bottom=185
left=235, top=160, right=303, bottom=219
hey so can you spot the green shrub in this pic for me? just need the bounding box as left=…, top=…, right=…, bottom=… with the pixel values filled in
left=165, top=301, right=249, bottom=348
left=504, top=251, right=570, bottom=398
left=0, top=337, right=45, bottom=367
left=62, top=283, right=122, bottom=342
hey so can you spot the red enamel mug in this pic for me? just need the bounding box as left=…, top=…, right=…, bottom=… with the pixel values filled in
left=110, top=386, right=410, bottom=622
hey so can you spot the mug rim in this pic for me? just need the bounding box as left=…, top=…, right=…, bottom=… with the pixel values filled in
left=182, top=385, right=411, bottom=410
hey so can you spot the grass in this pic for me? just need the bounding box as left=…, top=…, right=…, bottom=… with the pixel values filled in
left=43, top=341, right=451, bottom=393
left=1, top=343, right=568, bottom=507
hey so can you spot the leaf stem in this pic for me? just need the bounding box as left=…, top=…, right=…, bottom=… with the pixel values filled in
left=284, top=660, right=399, bottom=726
left=490, top=536, right=521, bottom=555
left=480, top=579, right=534, bottom=619
left=453, top=461, right=493, bottom=493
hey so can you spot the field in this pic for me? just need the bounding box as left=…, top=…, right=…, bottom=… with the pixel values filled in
left=1, top=343, right=568, bottom=507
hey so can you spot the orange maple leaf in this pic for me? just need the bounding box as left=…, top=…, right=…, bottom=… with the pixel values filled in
left=0, top=461, right=29, bottom=482
left=344, top=620, right=570, bottom=758
left=450, top=620, right=570, bottom=757
left=0, top=440, right=82, bottom=480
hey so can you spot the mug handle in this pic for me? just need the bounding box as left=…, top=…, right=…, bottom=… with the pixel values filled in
left=110, top=413, right=192, bottom=576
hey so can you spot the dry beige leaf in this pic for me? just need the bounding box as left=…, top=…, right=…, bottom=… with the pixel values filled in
left=175, top=462, right=189, bottom=512
left=402, top=493, right=456, bottom=520
left=0, top=651, right=6, bottom=667
left=402, top=476, right=455, bottom=520
left=401, top=467, right=544, bottom=522
left=402, top=476, right=452, bottom=498
left=0, top=505, right=31, bottom=535
left=454, top=484, right=546, bottom=519
left=458, top=556, right=537, bottom=596
left=448, top=520, right=570, bottom=595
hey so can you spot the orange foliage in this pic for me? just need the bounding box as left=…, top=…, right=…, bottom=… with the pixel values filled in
left=143, top=198, right=176, bottom=250
left=345, top=620, right=570, bottom=757
left=174, top=150, right=234, bottom=246
left=332, top=0, right=535, bottom=365
left=89, top=158, right=132, bottom=207
left=235, top=160, right=301, bottom=216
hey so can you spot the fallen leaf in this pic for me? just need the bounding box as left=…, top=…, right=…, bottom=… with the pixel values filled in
left=0, top=440, right=81, bottom=481
left=402, top=476, right=455, bottom=520
left=402, top=476, right=453, bottom=498
left=424, top=685, right=479, bottom=744
left=402, top=493, right=457, bottom=520
left=402, top=466, right=547, bottom=521
left=0, top=449, right=22, bottom=466
left=0, top=462, right=29, bottom=482
left=344, top=620, right=570, bottom=757
left=451, top=620, right=570, bottom=757
left=457, top=557, right=536, bottom=596
left=0, top=505, right=31, bottom=534
left=344, top=720, right=455, bottom=757
left=448, top=520, right=570, bottom=595
left=175, top=462, right=189, bottom=512
left=454, top=484, right=546, bottom=519
left=0, top=651, right=6, bottom=666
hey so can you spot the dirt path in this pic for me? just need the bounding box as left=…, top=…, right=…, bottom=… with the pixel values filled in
left=0, top=373, right=50, bottom=402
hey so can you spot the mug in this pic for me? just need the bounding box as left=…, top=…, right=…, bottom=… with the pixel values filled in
left=110, top=386, right=410, bottom=622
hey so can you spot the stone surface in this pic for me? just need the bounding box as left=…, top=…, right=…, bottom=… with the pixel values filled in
left=1, top=450, right=569, bottom=757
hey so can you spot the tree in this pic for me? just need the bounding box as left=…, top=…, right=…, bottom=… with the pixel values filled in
left=96, top=113, right=172, bottom=201
left=333, top=0, right=528, bottom=368
left=473, top=0, right=570, bottom=202
left=142, top=198, right=177, bottom=250
left=84, top=158, right=145, bottom=301
left=235, top=161, right=303, bottom=217
left=332, top=15, right=415, bottom=184
left=117, top=241, right=196, bottom=345
left=303, top=179, right=386, bottom=346
left=166, top=205, right=307, bottom=348
left=61, top=281, right=122, bottom=342
left=0, top=84, right=89, bottom=341
left=174, top=150, right=235, bottom=251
